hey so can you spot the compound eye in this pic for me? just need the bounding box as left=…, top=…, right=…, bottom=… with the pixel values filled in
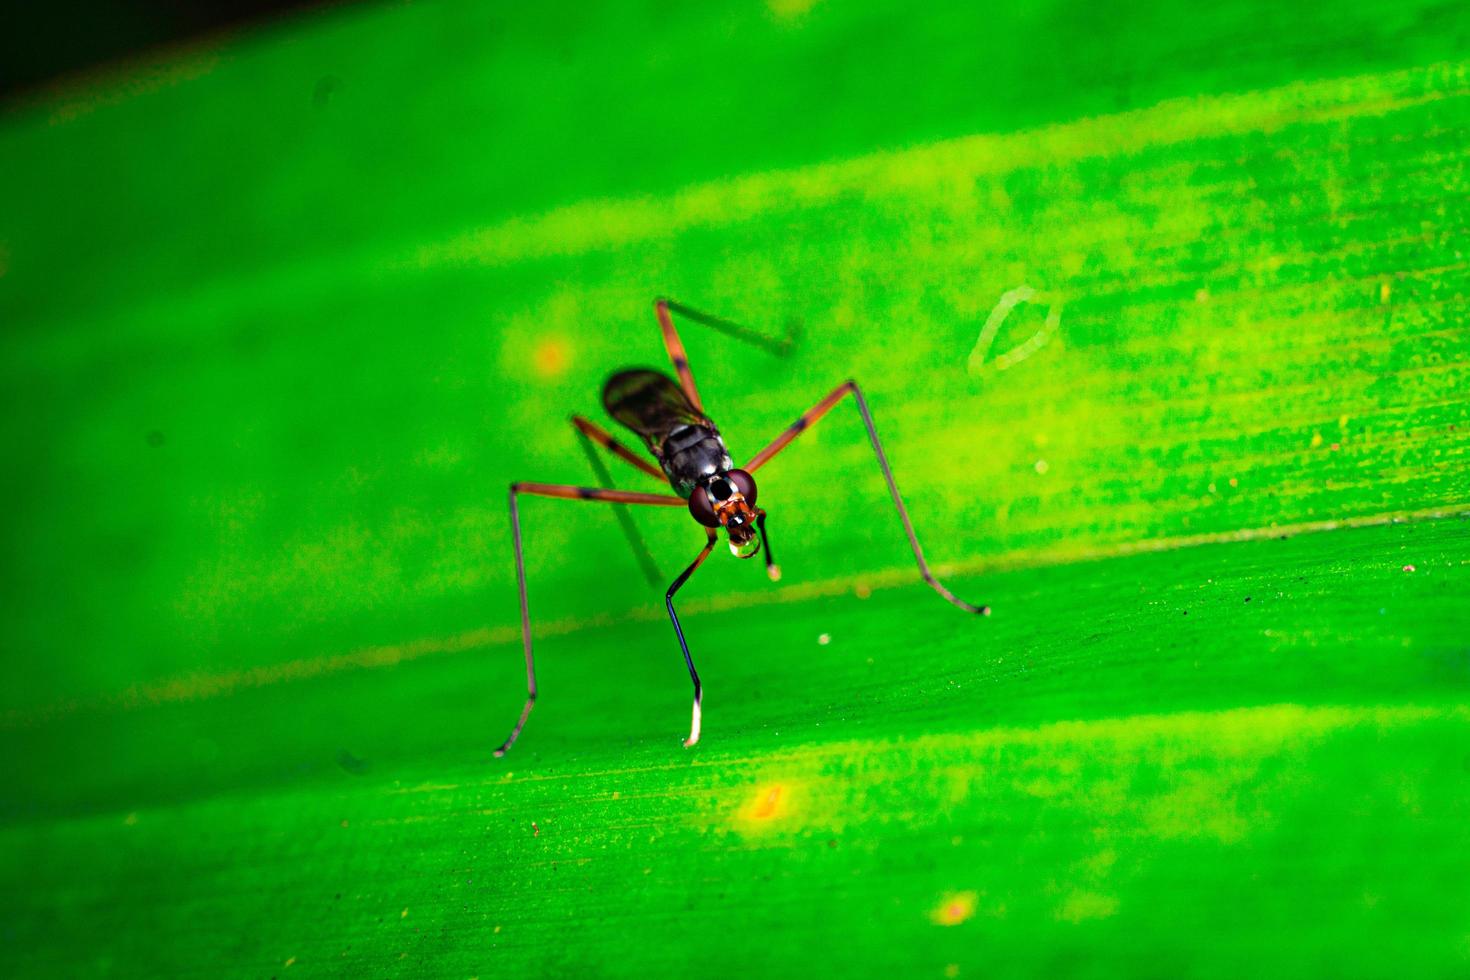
left=727, top=468, right=757, bottom=506
left=688, top=487, right=720, bottom=527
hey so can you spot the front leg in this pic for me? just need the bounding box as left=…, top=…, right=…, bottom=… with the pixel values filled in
left=746, top=381, right=990, bottom=616
left=667, top=530, right=719, bottom=747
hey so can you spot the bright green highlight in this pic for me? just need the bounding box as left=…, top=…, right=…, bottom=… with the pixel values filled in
left=3, top=53, right=1468, bottom=709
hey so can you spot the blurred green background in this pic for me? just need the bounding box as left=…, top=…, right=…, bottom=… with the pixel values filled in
left=2, top=0, right=1468, bottom=976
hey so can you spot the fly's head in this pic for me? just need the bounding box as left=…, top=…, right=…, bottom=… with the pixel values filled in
left=688, top=469, right=763, bottom=559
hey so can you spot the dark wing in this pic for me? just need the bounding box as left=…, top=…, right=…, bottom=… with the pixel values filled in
left=602, top=369, right=711, bottom=455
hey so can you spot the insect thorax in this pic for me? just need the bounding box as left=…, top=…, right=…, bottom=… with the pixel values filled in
left=660, top=424, right=733, bottom=499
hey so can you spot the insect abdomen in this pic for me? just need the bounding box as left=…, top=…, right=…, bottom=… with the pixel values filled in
left=603, top=370, right=701, bottom=445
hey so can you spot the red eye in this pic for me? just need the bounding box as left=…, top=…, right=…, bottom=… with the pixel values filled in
left=688, top=487, right=720, bottom=527
left=727, top=468, right=757, bottom=505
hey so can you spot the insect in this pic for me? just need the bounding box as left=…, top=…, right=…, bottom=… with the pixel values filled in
left=496, top=299, right=988, bottom=755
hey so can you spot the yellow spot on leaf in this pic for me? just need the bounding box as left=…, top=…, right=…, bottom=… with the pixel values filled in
left=401, top=907, right=409, bottom=919
left=931, top=891, right=977, bottom=926
left=533, top=337, right=569, bottom=379
left=749, top=784, right=786, bottom=821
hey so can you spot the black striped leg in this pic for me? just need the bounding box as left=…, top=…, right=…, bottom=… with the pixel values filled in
left=570, top=415, right=665, bottom=481
left=571, top=416, right=665, bottom=585
left=746, top=381, right=990, bottom=616
left=495, top=481, right=686, bottom=758
left=654, top=299, right=704, bottom=412
left=667, top=530, right=719, bottom=747
left=653, top=298, right=798, bottom=413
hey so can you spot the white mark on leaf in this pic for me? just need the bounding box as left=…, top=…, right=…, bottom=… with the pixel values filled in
left=967, top=285, right=1063, bottom=377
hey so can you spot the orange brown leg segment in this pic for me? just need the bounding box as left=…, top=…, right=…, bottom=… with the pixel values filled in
left=655, top=298, right=704, bottom=413
left=570, top=415, right=666, bottom=482
left=745, top=380, right=990, bottom=616
left=653, top=297, right=798, bottom=414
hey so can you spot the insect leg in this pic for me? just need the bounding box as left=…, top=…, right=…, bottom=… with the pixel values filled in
left=658, top=298, right=798, bottom=357
left=570, top=415, right=665, bottom=482
left=666, top=530, right=719, bottom=748
left=755, top=509, right=779, bottom=581
left=494, top=482, right=685, bottom=757
left=745, top=381, right=990, bottom=616
left=571, top=416, right=663, bottom=585
left=654, top=298, right=797, bottom=413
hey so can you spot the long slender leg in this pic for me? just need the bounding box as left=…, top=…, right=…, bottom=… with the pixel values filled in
left=494, top=481, right=685, bottom=758
left=746, top=381, right=990, bottom=616
left=571, top=417, right=663, bottom=585
left=667, top=530, right=719, bottom=748
left=659, top=299, right=798, bottom=357
left=654, top=298, right=705, bottom=412
left=510, top=482, right=684, bottom=506
left=570, top=415, right=665, bottom=482
left=654, top=297, right=797, bottom=413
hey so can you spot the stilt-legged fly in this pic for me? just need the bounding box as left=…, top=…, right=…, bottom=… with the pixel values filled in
left=496, top=299, right=987, bottom=755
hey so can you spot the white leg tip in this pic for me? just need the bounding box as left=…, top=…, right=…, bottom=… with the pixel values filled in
left=682, top=698, right=703, bottom=748
left=767, top=564, right=782, bottom=582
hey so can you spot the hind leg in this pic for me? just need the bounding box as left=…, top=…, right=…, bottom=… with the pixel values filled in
left=653, top=298, right=798, bottom=413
